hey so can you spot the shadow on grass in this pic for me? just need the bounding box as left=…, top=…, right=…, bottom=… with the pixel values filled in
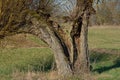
left=90, top=50, right=112, bottom=63
left=90, top=49, right=120, bottom=73
left=93, top=57, right=120, bottom=73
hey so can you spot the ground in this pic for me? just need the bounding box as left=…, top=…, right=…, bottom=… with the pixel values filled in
left=0, top=26, right=120, bottom=80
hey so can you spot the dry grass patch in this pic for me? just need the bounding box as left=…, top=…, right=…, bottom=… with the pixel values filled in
left=0, top=34, right=47, bottom=49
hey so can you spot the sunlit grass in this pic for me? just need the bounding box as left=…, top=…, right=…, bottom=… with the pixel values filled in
left=88, top=27, right=120, bottom=49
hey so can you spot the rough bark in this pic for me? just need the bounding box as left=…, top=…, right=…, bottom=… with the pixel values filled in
left=27, top=19, right=72, bottom=76
left=73, top=12, right=90, bottom=74
left=52, top=24, right=73, bottom=68
left=40, top=27, right=72, bottom=76
left=70, top=0, right=94, bottom=74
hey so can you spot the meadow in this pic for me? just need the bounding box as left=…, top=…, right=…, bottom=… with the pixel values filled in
left=89, top=26, right=120, bottom=80
left=0, top=26, right=120, bottom=80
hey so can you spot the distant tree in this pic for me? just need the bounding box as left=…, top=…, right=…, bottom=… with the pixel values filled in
left=0, top=0, right=95, bottom=77
left=91, top=0, right=120, bottom=25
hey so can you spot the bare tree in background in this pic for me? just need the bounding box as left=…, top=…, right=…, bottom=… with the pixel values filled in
left=0, top=0, right=95, bottom=77
left=91, top=0, right=120, bottom=25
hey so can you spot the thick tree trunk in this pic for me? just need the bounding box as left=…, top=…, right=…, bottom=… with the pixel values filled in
left=69, top=0, right=93, bottom=75
left=70, top=12, right=90, bottom=74
left=41, top=27, right=72, bottom=76
left=80, top=12, right=90, bottom=73
left=28, top=20, right=72, bottom=76
left=77, top=13, right=90, bottom=73
left=27, top=18, right=92, bottom=76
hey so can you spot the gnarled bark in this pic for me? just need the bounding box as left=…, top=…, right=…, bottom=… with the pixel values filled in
left=72, top=12, right=90, bottom=74
left=69, top=0, right=94, bottom=74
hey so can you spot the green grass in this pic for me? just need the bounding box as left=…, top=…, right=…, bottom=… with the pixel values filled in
left=91, top=51, right=120, bottom=80
left=0, top=48, right=53, bottom=80
left=88, top=27, right=120, bottom=49
left=88, top=27, right=120, bottom=80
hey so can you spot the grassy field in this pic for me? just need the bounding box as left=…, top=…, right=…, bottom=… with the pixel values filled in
left=88, top=26, right=120, bottom=49
left=89, top=26, right=120, bottom=80
left=0, top=26, right=120, bottom=80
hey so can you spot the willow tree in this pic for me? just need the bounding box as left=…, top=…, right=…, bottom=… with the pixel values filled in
left=0, top=0, right=95, bottom=77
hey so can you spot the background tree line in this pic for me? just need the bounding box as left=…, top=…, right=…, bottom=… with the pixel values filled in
left=90, top=0, right=120, bottom=25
